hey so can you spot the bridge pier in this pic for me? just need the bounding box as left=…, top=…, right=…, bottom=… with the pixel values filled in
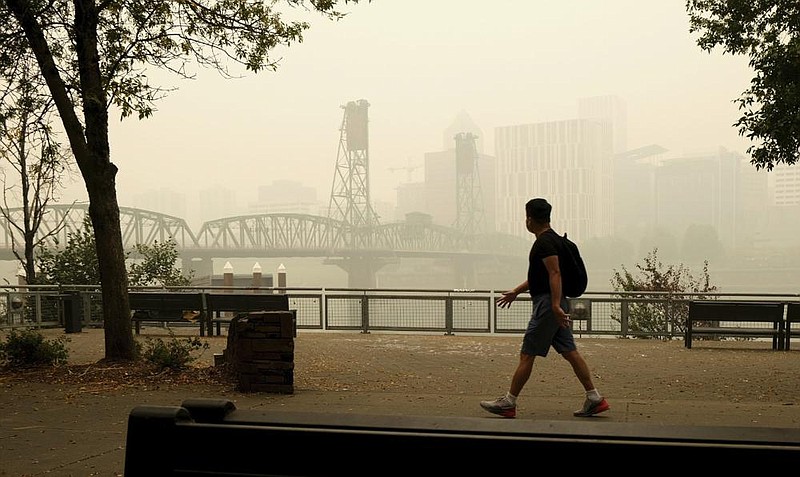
left=451, top=257, right=479, bottom=289
left=451, top=255, right=527, bottom=291
left=325, top=256, right=390, bottom=289
left=182, top=256, right=214, bottom=283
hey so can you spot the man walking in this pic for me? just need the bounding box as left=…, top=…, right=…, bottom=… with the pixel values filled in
left=480, top=198, right=609, bottom=418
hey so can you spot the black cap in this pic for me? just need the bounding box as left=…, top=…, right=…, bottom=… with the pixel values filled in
left=525, top=198, right=551, bottom=221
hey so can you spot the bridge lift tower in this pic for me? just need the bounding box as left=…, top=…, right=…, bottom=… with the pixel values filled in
left=326, top=99, right=387, bottom=288
left=452, top=132, right=486, bottom=288
left=453, top=132, right=485, bottom=235
left=328, top=99, right=379, bottom=231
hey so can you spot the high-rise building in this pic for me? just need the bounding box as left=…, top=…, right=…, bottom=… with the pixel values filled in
left=613, top=144, right=668, bottom=242
left=494, top=119, right=613, bottom=242
left=769, top=164, right=800, bottom=206
left=578, top=95, right=628, bottom=154
left=195, top=186, right=239, bottom=227
left=757, top=163, right=800, bottom=250
left=248, top=180, right=321, bottom=216
left=655, top=151, right=738, bottom=248
left=443, top=110, right=484, bottom=154
left=422, top=146, right=495, bottom=233
left=736, top=158, right=770, bottom=249
left=395, top=182, right=426, bottom=220
left=396, top=112, right=495, bottom=233
left=130, top=188, right=188, bottom=220
left=652, top=148, right=767, bottom=251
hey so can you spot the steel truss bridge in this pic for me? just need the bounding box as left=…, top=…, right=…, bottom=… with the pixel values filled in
left=0, top=204, right=529, bottom=286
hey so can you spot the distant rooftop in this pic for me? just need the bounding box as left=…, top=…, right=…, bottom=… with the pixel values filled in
left=615, top=144, right=668, bottom=162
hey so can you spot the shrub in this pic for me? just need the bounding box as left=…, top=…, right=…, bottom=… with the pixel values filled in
left=0, top=328, right=69, bottom=366
left=139, top=330, right=210, bottom=370
left=610, top=248, right=717, bottom=340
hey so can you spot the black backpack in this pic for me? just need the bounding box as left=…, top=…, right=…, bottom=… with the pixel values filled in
left=557, top=232, right=588, bottom=298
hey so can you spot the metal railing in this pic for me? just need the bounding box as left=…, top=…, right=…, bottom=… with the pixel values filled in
left=1, top=286, right=798, bottom=340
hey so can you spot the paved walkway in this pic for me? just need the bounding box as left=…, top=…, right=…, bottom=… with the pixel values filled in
left=1, top=328, right=799, bottom=476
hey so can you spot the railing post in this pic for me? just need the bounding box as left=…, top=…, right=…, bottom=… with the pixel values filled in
left=361, top=290, right=370, bottom=334
left=489, top=290, right=496, bottom=334
left=321, top=288, right=327, bottom=331
left=202, top=292, right=211, bottom=337
left=34, top=293, right=43, bottom=326
left=620, top=300, right=629, bottom=338
left=444, top=294, right=454, bottom=335
left=667, top=293, right=677, bottom=339
left=81, top=291, right=91, bottom=325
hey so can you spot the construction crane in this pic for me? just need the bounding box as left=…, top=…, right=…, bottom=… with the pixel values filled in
left=388, top=157, right=422, bottom=183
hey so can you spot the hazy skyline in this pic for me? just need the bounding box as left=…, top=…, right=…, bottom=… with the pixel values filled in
left=55, top=1, right=756, bottom=217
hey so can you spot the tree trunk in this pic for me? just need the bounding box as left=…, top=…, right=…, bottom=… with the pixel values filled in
left=87, top=177, right=134, bottom=360
left=74, top=0, right=136, bottom=361
left=8, top=0, right=136, bottom=360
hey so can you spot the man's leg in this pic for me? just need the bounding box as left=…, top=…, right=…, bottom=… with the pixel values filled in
left=563, top=350, right=609, bottom=417
left=481, top=298, right=550, bottom=418
left=510, top=352, right=535, bottom=396
left=562, top=349, right=594, bottom=391
left=479, top=352, right=535, bottom=418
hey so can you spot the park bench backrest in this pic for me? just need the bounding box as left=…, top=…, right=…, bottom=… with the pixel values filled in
left=205, top=293, right=289, bottom=314
left=128, top=292, right=206, bottom=312
left=688, top=301, right=784, bottom=322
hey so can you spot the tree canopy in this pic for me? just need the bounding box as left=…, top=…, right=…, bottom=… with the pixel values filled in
left=37, top=216, right=192, bottom=288
left=679, top=223, right=725, bottom=264
left=128, top=240, right=192, bottom=288
left=0, top=54, right=72, bottom=284
left=37, top=216, right=100, bottom=286
left=610, top=248, right=717, bottom=338
left=687, top=0, right=800, bottom=170
left=1, top=0, right=366, bottom=360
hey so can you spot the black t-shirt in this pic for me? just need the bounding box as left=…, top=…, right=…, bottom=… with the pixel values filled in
left=527, top=228, right=560, bottom=296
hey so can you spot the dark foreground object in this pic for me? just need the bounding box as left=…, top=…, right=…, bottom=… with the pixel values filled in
left=125, top=398, right=800, bottom=476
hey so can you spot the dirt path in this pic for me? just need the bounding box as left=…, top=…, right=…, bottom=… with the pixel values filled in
left=27, top=327, right=800, bottom=404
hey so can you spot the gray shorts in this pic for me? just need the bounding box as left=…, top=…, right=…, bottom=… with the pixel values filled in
left=520, top=294, right=577, bottom=357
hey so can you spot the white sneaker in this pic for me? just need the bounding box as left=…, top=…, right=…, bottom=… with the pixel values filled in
left=480, top=395, right=516, bottom=418
left=573, top=397, right=610, bottom=417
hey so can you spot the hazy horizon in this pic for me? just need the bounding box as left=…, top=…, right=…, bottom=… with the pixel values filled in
left=46, top=1, right=755, bottom=225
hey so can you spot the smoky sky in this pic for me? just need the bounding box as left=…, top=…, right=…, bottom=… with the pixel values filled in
left=55, top=0, right=753, bottom=227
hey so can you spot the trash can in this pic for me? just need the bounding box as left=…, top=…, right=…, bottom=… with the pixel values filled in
left=64, top=292, right=83, bottom=333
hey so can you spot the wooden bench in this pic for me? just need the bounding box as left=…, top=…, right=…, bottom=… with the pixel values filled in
left=205, top=293, right=290, bottom=336
left=129, top=292, right=208, bottom=336
left=786, top=302, right=800, bottom=351
left=686, top=301, right=785, bottom=350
